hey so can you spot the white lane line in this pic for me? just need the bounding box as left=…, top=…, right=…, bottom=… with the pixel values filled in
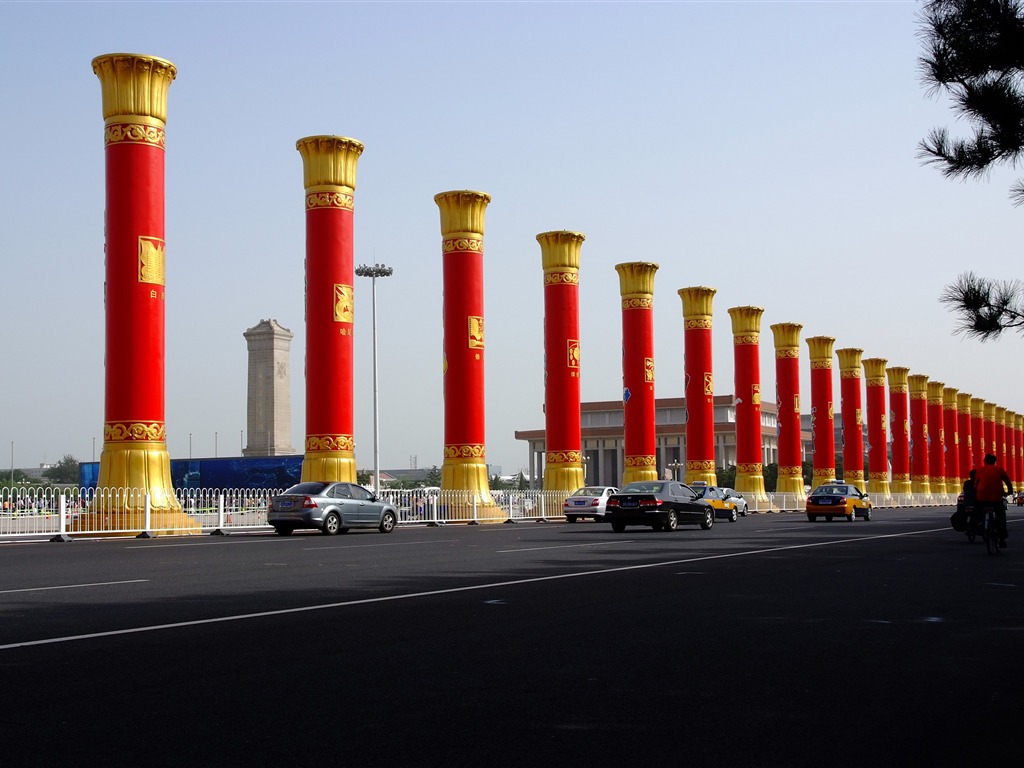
left=0, top=527, right=941, bottom=651
left=302, top=539, right=461, bottom=551
left=498, top=541, right=634, bottom=553
left=0, top=580, right=148, bottom=595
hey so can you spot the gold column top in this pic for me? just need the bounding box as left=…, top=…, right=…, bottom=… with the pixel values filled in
left=996, top=405, right=1007, bottom=424
left=943, top=387, right=959, bottom=409
left=728, top=306, right=764, bottom=336
left=908, top=374, right=929, bottom=398
left=927, top=380, right=945, bottom=404
left=886, top=366, right=909, bottom=390
left=296, top=136, right=364, bottom=191
left=770, top=322, right=802, bottom=351
left=957, top=392, right=972, bottom=411
left=863, top=357, right=888, bottom=382
left=93, top=53, right=176, bottom=123
left=435, top=190, right=491, bottom=236
left=836, top=347, right=864, bottom=375
left=537, top=231, right=585, bottom=272
left=971, top=397, right=986, bottom=418
left=806, top=335, right=835, bottom=362
left=984, top=402, right=996, bottom=420
left=678, top=286, right=716, bottom=320
left=616, top=262, right=658, bottom=297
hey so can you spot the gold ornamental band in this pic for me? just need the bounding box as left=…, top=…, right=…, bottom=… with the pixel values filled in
left=810, top=360, right=833, bottom=370
left=621, top=297, right=653, bottom=310
left=890, top=385, right=908, bottom=393
left=910, top=392, right=927, bottom=400
left=869, top=471, right=891, bottom=481
left=687, top=460, right=715, bottom=471
left=737, top=463, right=763, bottom=474
left=891, top=473, right=911, bottom=483
left=544, top=271, right=579, bottom=286
left=733, top=334, right=759, bottom=346
left=444, top=443, right=486, bottom=459
left=866, top=378, right=886, bottom=387
left=546, top=450, right=582, bottom=465
left=105, top=421, right=166, bottom=442
left=104, top=120, right=166, bottom=148
left=442, top=237, right=483, bottom=253
left=306, top=191, right=354, bottom=211
left=845, top=470, right=865, bottom=480
left=685, top=318, right=712, bottom=330
left=625, top=455, right=656, bottom=468
left=776, top=348, right=799, bottom=358
left=840, top=370, right=862, bottom=379
left=778, top=466, right=803, bottom=476
left=305, top=434, right=355, bottom=452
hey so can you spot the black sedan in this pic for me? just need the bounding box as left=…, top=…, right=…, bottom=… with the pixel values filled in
left=605, top=481, right=714, bottom=533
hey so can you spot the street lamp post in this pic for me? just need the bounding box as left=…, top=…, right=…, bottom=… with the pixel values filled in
left=355, top=263, right=393, bottom=491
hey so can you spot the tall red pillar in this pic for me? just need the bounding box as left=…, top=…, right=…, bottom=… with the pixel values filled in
left=908, top=374, right=931, bottom=498
left=971, top=397, right=986, bottom=467
left=863, top=358, right=890, bottom=500
left=943, top=387, right=960, bottom=494
left=807, top=336, right=836, bottom=488
left=957, top=392, right=973, bottom=484
left=996, top=406, right=1008, bottom=468
left=836, top=348, right=865, bottom=493
left=435, top=190, right=498, bottom=516
left=679, top=287, right=717, bottom=486
left=984, top=402, right=997, bottom=463
left=927, top=381, right=947, bottom=495
left=90, top=53, right=192, bottom=533
left=1015, top=413, right=1023, bottom=483
left=296, top=136, right=363, bottom=484
left=729, top=307, right=769, bottom=504
left=617, top=263, right=659, bottom=485
left=538, top=231, right=584, bottom=493
left=887, top=367, right=911, bottom=496
left=770, top=323, right=805, bottom=505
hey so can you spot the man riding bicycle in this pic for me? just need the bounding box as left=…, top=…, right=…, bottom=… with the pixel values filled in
left=973, top=453, right=1013, bottom=547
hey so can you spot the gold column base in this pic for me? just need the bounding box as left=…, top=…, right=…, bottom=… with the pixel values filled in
left=890, top=474, right=912, bottom=495
left=911, top=479, right=932, bottom=499
left=301, top=451, right=356, bottom=483
left=623, top=463, right=658, bottom=486
left=543, top=461, right=584, bottom=493
left=442, top=456, right=503, bottom=523
left=811, top=469, right=836, bottom=488
left=736, top=470, right=772, bottom=507
left=85, top=441, right=198, bottom=536
left=684, top=459, right=716, bottom=487
left=931, top=479, right=948, bottom=495
left=844, top=469, right=866, bottom=494
left=867, top=472, right=892, bottom=502
left=775, top=467, right=806, bottom=509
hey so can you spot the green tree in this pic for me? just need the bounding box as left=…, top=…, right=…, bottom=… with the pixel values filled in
left=763, top=463, right=779, bottom=493
left=939, top=271, right=1024, bottom=340
left=918, top=0, right=1024, bottom=204
left=424, top=465, right=442, bottom=487
left=43, top=454, right=80, bottom=484
left=715, top=466, right=737, bottom=488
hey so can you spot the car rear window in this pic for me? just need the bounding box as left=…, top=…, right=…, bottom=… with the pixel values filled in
left=284, top=482, right=330, bottom=495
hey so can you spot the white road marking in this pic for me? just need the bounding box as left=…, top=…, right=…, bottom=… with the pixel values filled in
left=0, top=527, right=944, bottom=651
left=497, top=541, right=634, bottom=553
left=0, top=580, right=148, bottom=595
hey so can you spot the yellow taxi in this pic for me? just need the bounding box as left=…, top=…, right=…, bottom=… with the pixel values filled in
left=806, top=480, right=872, bottom=522
left=690, top=482, right=742, bottom=522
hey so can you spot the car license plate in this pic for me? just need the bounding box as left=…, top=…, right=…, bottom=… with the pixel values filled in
left=573, top=500, right=587, bottom=506
left=622, top=500, right=638, bottom=508
left=818, top=498, right=835, bottom=505
left=279, top=500, right=293, bottom=509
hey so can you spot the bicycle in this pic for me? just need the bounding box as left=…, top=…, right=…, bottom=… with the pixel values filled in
left=982, top=501, right=1005, bottom=556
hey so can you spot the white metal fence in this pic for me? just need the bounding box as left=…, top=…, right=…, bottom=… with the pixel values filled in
left=0, top=485, right=962, bottom=540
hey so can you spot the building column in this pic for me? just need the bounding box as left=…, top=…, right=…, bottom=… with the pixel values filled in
left=807, top=336, right=836, bottom=488
left=617, top=262, right=659, bottom=485
left=837, top=348, right=865, bottom=493
left=957, top=392, right=973, bottom=485
left=863, top=358, right=890, bottom=500
left=679, top=287, right=717, bottom=486
left=927, top=381, right=947, bottom=495
left=538, top=231, right=584, bottom=493
left=943, top=387, right=959, bottom=494
left=1016, top=413, right=1024, bottom=483
left=435, top=190, right=499, bottom=515
left=771, top=323, right=805, bottom=503
left=996, top=406, right=1008, bottom=469
left=729, top=307, right=769, bottom=504
left=984, top=402, right=997, bottom=462
left=908, top=374, right=931, bottom=498
left=90, top=53, right=193, bottom=534
left=887, top=366, right=911, bottom=495
left=970, top=397, right=986, bottom=467
left=296, top=136, right=363, bottom=483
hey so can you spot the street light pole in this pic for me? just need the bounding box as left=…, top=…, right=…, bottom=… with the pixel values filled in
left=355, top=262, right=393, bottom=491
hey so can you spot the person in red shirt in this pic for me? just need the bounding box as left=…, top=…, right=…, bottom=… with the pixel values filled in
left=973, top=454, right=1013, bottom=545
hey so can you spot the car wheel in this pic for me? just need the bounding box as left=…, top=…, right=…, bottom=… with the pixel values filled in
left=322, top=512, right=341, bottom=535
left=729, top=509, right=738, bottom=523
left=846, top=512, right=855, bottom=522
left=739, top=503, right=747, bottom=517
left=273, top=526, right=293, bottom=536
left=863, top=509, right=872, bottom=522
left=664, top=511, right=678, bottom=531
left=611, top=521, right=626, bottom=533
left=379, top=510, right=397, bottom=534
left=700, top=508, right=714, bottom=530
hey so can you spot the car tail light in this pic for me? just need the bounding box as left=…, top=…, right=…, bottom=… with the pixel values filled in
left=654, top=498, right=663, bottom=507
left=302, top=496, right=317, bottom=509
left=607, top=498, right=620, bottom=508
left=591, top=499, right=600, bottom=507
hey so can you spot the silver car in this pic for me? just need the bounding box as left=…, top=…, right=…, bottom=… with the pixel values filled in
left=267, top=481, right=399, bottom=536
left=563, top=486, right=619, bottom=522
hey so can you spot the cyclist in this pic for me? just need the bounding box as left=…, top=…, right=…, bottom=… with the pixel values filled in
left=973, top=454, right=1013, bottom=547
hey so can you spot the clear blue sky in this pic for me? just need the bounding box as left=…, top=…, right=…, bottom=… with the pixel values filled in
left=1, top=1, right=1019, bottom=476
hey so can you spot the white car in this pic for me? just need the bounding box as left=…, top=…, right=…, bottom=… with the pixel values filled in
left=563, top=486, right=619, bottom=522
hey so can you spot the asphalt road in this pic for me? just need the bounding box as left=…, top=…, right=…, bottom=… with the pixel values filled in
left=2, top=507, right=1021, bottom=767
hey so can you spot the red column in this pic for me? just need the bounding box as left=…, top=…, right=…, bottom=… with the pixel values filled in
left=957, top=393, right=972, bottom=485
left=729, top=307, right=769, bottom=504
left=617, top=263, right=659, bottom=485
left=770, top=323, right=805, bottom=504
left=984, top=402, right=997, bottom=462
left=807, top=336, right=836, bottom=488
left=91, top=53, right=190, bottom=532
left=435, top=191, right=498, bottom=516
left=908, top=375, right=931, bottom=497
left=927, top=381, right=946, bottom=495
left=1015, top=414, right=1023, bottom=483
left=996, top=406, right=1008, bottom=468
left=863, top=358, right=890, bottom=500
left=887, top=367, right=911, bottom=495
left=296, top=136, right=363, bottom=484
left=943, top=387, right=959, bottom=494
left=837, top=348, right=865, bottom=492
left=971, top=398, right=986, bottom=467
left=679, top=287, right=717, bottom=486
left=538, top=231, right=584, bottom=493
